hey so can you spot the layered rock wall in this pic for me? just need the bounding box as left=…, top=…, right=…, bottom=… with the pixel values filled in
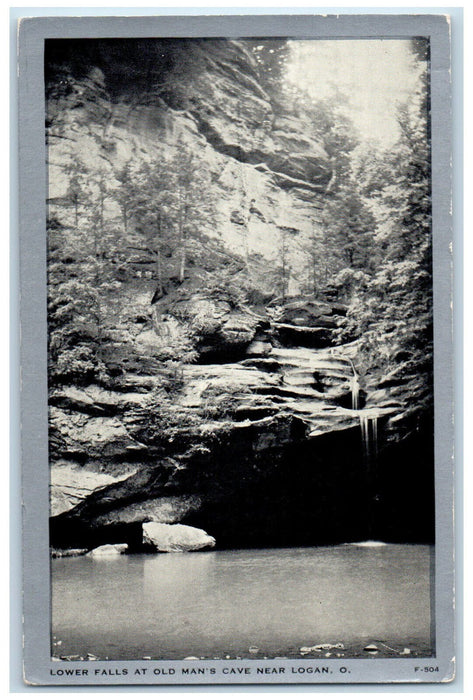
left=46, top=40, right=435, bottom=550
left=46, top=38, right=331, bottom=268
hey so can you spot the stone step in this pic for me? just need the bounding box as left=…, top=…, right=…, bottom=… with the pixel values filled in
left=270, top=349, right=352, bottom=367
left=283, top=369, right=316, bottom=379
left=285, top=367, right=351, bottom=379
left=253, top=385, right=325, bottom=400
left=283, top=376, right=316, bottom=387
left=283, top=375, right=350, bottom=389
left=271, top=360, right=352, bottom=375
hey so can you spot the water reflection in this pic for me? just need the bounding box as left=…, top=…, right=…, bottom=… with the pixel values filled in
left=52, top=544, right=433, bottom=659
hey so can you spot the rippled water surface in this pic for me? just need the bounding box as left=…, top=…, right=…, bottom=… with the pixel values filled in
left=52, top=544, right=434, bottom=660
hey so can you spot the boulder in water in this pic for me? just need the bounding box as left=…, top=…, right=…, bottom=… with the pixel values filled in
left=142, top=522, right=216, bottom=552
left=51, top=547, right=88, bottom=558
left=86, top=544, right=128, bottom=557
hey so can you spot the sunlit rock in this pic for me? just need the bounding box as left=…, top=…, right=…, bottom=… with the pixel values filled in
left=86, top=543, right=128, bottom=557
left=142, top=522, right=216, bottom=552
left=50, top=461, right=134, bottom=517
left=49, top=407, right=148, bottom=462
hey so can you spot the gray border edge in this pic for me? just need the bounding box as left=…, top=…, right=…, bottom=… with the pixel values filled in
left=16, top=11, right=456, bottom=689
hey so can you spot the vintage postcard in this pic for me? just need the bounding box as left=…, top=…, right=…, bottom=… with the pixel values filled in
left=19, top=14, right=454, bottom=685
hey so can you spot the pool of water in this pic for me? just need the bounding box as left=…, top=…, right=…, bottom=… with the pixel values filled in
left=51, top=544, right=434, bottom=660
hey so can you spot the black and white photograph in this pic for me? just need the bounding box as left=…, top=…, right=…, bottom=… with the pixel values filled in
left=46, top=33, right=435, bottom=662
left=18, top=13, right=455, bottom=686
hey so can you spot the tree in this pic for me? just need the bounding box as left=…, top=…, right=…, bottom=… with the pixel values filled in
left=344, top=49, right=432, bottom=405
left=322, top=184, right=377, bottom=275
left=48, top=165, right=123, bottom=382
left=172, top=144, right=216, bottom=283
left=249, top=39, right=291, bottom=106
left=292, top=90, right=360, bottom=193
left=303, top=222, right=321, bottom=296
left=283, top=88, right=370, bottom=294
left=297, top=220, right=328, bottom=296
left=125, top=159, right=176, bottom=296
left=83, top=168, right=123, bottom=359
left=117, top=143, right=216, bottom=300
left=115, top=160, right=137, bottom=233
left=272, top=225, right=298, bottom=301
left=64, top=156, right=88, bottom=227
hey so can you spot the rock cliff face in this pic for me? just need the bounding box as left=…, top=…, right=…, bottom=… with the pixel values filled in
left=46, top=38, right=330, bottom=265
left=50, top=330, right=434, bottom=550
left=46, top=40, right=434, bottom=551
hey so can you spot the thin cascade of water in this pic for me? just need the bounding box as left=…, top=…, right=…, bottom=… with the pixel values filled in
left=360, top=413, right=370, bottom=459
left=358, top=411, right=380, bottom=540
left=359, top=413, right=379, bottom=465
left=351, top=375, right=360, bottom=411
left=372, top=416, right=378, bottom=460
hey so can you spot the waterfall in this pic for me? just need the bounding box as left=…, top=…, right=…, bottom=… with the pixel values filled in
left=360, top=413, right=370, bottom=458
left=372, top=415, right=378, bottom=460
left=351, top=375, right=360, bottom=410
left=359, top=412, right=379, bottom=465
left=359, top=411, right=380, bottom=539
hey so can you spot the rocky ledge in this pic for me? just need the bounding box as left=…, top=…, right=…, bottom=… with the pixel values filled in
left=49, top=295, right=434, bottom=551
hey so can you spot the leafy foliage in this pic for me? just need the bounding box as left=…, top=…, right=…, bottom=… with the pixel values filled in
left=48, top=138, right=230, bottom=384
left=47, top=37, right=432, bottom=417
left=342, top=54, right=432, bottom=403
left=48, top=166, right=124, bottom=384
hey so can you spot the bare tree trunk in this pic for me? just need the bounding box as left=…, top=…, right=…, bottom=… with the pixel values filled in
left=178, top=192, right=185, bottom=283
left=93, top=220, right=102, bottom=360
left=281, top=229, right=288, bottom=302
left=179, top=244, right=186, bottom=283
left=157, top=247, right=163, bottom=294
left=155, top=210, right=163, bottom=294
left=178, top=188, right=189, bottom=283
left=323, top=230, right=329, bottom=284
left=241, top=180, right=250, bottom=268
left=310, top=222, right=317, bottom=296
left=236, top=101, right=250, bottom=272
left=243, top=220, right=249, bottom=268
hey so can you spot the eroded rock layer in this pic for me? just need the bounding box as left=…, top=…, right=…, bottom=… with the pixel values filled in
left=46, top=40, right=434, bottom=551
